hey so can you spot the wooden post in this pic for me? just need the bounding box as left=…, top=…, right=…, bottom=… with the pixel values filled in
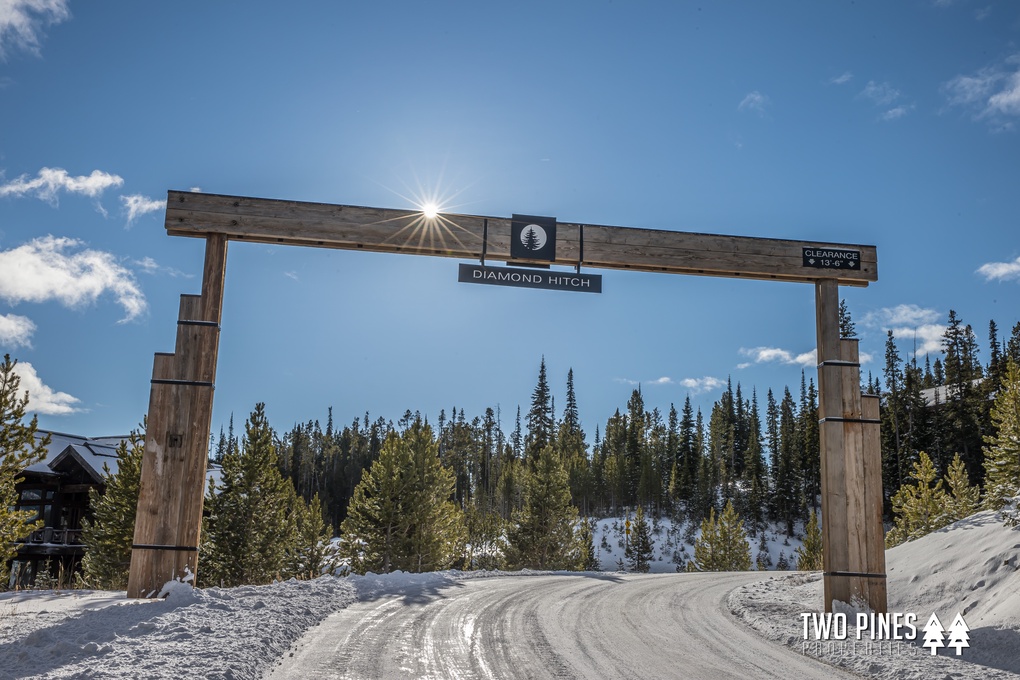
left=128, top=235, right=227, bottom=597
left=815, top=279, right=887, bottom=613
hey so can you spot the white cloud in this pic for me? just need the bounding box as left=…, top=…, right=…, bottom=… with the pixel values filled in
left=738, top=91, right=770, bottom=116
left=977, top=256, right=1020, bottom=282
left=679, top=377, right=726, bottom=394
left=0, top=0, right=70, bottom=60
left=891, top=324, right=946, bottom=357
left=120, top=194, right=166, bottom=226
left=10, top=359, right=80, bottom=415
left=740, top=347, right=792, bottom=364
left=189, top=186, right=202, bottom=193
left=0, top=312, right=35, bottom=347
left=882, top=105, right=912, bottom=121
left=736, top=362, right=751, bottom=370
left=830, top=72, right=853, bottom=85
left=859, top=81, right=901, bottom=107
left=0, top=235, right=146, bottom=321
left=284, top=271, right=299, bottom=281
left=943, top=55, right=1020, bottom=123
left=0, top=167, right=123, bottom=204
left=861, top=304, right=941, bottom=329
left=791, top=350, right=817, bottom=368
left=739, top=346, right=816, bottom=368
left=613, top=375, right=724, bottom=395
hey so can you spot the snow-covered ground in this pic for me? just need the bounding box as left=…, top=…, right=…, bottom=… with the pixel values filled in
left=1, top=510, right=1014, bottom=679
left=730, top=507, right=1020, bottom=679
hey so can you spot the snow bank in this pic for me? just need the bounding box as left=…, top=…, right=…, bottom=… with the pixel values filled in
left=0, top=577, right=356, bottom=679
left=0, top=569, right=536, bottom=679
left=730, top=508, right=1020, bottom=679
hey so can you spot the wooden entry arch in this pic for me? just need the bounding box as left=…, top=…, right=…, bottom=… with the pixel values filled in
left=129, top=191, right=885, bottom=613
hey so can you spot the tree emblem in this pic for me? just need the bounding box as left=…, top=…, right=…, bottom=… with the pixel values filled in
left=520, top=224, right=547, bottom=251
left=922, top=612, right=946, bottom=656
left=946, top=613, right=970, bottom=655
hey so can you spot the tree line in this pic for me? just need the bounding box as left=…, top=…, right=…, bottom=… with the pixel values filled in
left=2, top=305, right=1018, bottom=588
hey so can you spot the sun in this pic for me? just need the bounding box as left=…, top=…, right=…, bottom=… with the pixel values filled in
left=422, top=202, right=440, bottom=220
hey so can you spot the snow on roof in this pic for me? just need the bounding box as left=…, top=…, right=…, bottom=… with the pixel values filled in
left=23, top=430, right=130, bottom=483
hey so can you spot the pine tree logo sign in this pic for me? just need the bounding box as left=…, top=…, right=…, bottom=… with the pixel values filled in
left=511, top=214, right=556, bottom=262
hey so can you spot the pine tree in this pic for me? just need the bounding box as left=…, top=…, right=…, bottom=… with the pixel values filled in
left=775, top=550, right=790, bottom=570
left=795, top=510, right=823, bottom=571
left=404, top=420, right=467, bottom=572
left=525, top=358, right=554, bottom=462
left=340, top=420, right=465, bottom=573
left=577, top=517, right=600, bottom=571
left=284, top=492, right=337, bottom=579
left=625, top=506, right=654, bottom=573
left=942, top=310, right=985, bottom=480
left=943, top=453, right=979, bottom=522
left=982, top=359, right=1020, bottom=511
left=885, top=451, right=950, bottom=547
left=201, top=403, right=296, bottom=586
left=340, top=429, right=413, bottom=573
left=507, top=445, right=579, bottom=570
left=691, top=500, right=750, bottom=571
left=839, top=299, right=857, bottom=338
left=80, top=429, right=144, bottom=589
left=0, top=355, right=50, bottom=585
left=755, top=532, right=773, bottom=570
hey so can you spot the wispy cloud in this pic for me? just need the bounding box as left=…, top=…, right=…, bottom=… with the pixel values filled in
left=830, top=72, right=853, bottom=85
left=0, top=312, right=35, bottom=347
left=120, top=194, right=166, bottom=226
left=614, top=375, right=724, bottom=395
left=11, top=359, right=81, bottom=415
left=739, top=347, right=816, bottom=368
left=738, top=91, right=770, bottom=116
left=943, top=55, right=1020, bottom=127
left=284, top=271, right=299, bottom=281
left=0, top=0, right=70, bottom=60
left=977, top=255, right=1020, bottom=282
left=882, top=105, right=913, bottom=121
left=860, top=81, right=901, bottom=107
left=861, top=304, right=940, bottom=329
left=975, top=6, right=991, bottom=20
left=0, top=235, right=146, bottom=321
left=133, top=256, right=191, bottom=279
left=0, top=167, right=123, bottom=204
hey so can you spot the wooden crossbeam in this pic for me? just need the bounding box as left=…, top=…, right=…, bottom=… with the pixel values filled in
left=165, top=191, right=877, bottom=287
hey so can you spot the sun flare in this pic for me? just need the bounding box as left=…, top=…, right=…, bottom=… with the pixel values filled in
left=422, top=203, right=439, bottom=220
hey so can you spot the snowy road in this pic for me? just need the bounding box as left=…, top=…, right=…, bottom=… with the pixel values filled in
left=268, top=572, right=856, bottom=680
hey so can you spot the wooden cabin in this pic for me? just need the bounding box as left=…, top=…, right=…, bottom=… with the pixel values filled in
left=7, top=431, right=128, bottom=588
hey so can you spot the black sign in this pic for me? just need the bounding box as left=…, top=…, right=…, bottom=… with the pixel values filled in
left=511, top=214, right=557, bottom=262
left=802, top=247, right=861, bottom=270
left=459, top=264, right=601, bottom=293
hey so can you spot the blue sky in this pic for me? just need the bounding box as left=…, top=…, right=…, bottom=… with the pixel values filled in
left=2, top=0, right=1019, bottom=440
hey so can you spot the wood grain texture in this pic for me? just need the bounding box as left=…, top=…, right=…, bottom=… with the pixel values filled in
left=128, top=238, right=228, bottom=597
left=863, top=395, right=887, bottom=613
left=164, top=191, right=877, bottom=286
